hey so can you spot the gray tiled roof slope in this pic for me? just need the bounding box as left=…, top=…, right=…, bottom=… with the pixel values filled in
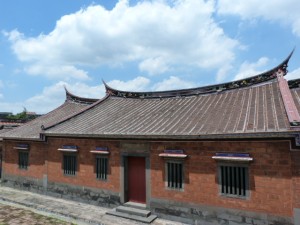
left=1, top=100, right=92, bottom=140
left=44, top=80, right=291, bottom=138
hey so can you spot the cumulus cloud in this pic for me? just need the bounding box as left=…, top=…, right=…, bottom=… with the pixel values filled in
left=286, top=68, right=300, bottom=80
left=25, top=64, right=89, bottom=80
left=107, top=76, right=151, bottom=91
left=234, top=57, right=269, bottom=80
left=2, top=75, right=197, bottom=114
left=139, top=57, right=169, bottom=75
left=0, top=102, right=24, bottom=113
left=152, top=76, right=196, bottom=91
left=216, top=64, right=233, bottom=83
left=23, top=81, right=103, bottom=114
left=5, top=0, right=238, bottom=79
left=217, top=0, right=300, bottom=37
left=17, top=76, right=150, bottom=113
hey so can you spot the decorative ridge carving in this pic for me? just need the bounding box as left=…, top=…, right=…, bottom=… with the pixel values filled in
left=288, top=78, right=300, bottom=89
left=103, top=50, right=294, bottom=99
left=64, top=86, right=98, bottom=104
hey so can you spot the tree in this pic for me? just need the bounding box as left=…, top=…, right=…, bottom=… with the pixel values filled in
left=6, top=108, right=29, bottom=120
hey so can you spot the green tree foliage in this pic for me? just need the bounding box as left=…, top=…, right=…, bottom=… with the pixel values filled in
left=6, top=108, right=31, bottom=120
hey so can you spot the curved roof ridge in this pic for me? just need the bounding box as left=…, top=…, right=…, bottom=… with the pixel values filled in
left=64, top=86, right=98, bottom=104
left=104, top=50, right=294, bottom=99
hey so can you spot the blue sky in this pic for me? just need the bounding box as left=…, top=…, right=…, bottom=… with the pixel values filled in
left=0, top=0, right=300, bottom=114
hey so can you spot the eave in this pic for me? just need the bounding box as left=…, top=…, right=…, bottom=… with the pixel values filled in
left=43, top=131, right=299, bottom=141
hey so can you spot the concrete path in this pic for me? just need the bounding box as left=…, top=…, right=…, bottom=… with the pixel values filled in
left=0, top=186, right=186, bottom=225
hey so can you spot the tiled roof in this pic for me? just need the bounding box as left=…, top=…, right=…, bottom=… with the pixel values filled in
left=0, top=127, right=13, bottom=135
left=1, top=91, right=98, bottom=140
left=44, top=80, right=292, bottom=139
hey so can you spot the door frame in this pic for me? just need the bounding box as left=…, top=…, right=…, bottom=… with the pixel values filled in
left=120, top=152, right=150, bottom=207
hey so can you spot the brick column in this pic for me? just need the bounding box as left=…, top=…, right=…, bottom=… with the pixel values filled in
left=277, top=69, right=300, bottom=125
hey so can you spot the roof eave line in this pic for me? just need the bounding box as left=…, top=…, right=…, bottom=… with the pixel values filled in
left=43, top=132, right=298, bottom=140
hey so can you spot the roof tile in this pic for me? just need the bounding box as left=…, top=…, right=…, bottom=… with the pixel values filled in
left=44, top=80, right=291, bottom=138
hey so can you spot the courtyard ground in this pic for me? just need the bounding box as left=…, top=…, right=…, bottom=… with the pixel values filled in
left=0, top=186, right=186, bottom=225
left=0, top=203, right=73, bottom=225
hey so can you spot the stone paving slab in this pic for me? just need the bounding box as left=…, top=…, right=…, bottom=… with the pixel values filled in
left=0, top=186, right=187, bottom=225
left=0, top=202, right=75, bottom=225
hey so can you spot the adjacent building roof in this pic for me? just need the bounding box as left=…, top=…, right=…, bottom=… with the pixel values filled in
left=1, top=89, right=98, bottom=140
left=42, top=51, right=300, bottom=140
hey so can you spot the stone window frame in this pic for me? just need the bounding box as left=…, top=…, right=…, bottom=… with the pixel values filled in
left=62, top=153, right=77, bottom=176
left=164, top=159, right=184, bottom=191
left=217, top=161, right=250, bottom=199
left=95, top=155, right=109, bottom=181
left=18, top=150, right=29, bottom=170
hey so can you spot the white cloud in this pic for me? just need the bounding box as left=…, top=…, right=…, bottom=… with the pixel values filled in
left=24, top=81, right=104, bottom=114
left=107, top=76, right=151, bottom=91
left=152, top=76, right=196, bottom=91
left=139, top=57, right=169, bottom=75
left=25, top=64, right=89, bottom=80
left=24, top=81, right=70, bottom=113
left=5, top=0, right=238, bottom=79
left=216, top=64, right=233, bottom=83
left=217, top=0, right=300, bottom=36
left=14, top=77, right=150, bottom=114
left=234, top=57, right=269, bottom=80
left=0, top=102, right=23, bottom=113
left=2, top=75, right=199, bottom=114
left=0, top=80, right=3, bottom=99
left=286, top=68, right=300, bottom=80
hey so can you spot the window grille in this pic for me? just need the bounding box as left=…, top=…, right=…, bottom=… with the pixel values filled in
left=167, top=161, right=183, bottom=189
left=63, top=154, right=77, bottom=175
left=96, top=157, right=108, bottom=180
left=19, top=151, right=29, bottom=170
left=219, top=165, right=248, bottom=197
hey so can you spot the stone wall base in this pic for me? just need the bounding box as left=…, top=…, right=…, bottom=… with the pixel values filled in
left=150, top=198, right=294, bottom=225
left=1, top=173, right=295, bottom=224
left=1, top=174, right=120, bottom=208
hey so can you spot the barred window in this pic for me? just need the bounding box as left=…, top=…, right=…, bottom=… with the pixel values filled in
left=219, top=164, right=249, bottom=198
left=19, top=151, right=29, bottom=170
left=166, top=161, right=183, bottom=190
left=96, top=157, right=108, bottom=180
left=63, top=154, right=77, bottom=176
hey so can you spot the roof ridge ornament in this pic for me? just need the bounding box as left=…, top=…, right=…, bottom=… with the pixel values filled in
left=102, top=50, right=294, bottom=99
left=64, top=86, right=98, bottom=104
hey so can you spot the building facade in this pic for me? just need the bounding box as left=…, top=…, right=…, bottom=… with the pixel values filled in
left=1, top=52, right=300, bottom=224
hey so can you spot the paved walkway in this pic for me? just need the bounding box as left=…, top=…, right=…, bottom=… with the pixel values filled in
left=0, top=185, right=186, bottom=225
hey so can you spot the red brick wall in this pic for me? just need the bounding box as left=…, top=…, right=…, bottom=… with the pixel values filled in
left=3, top=141, right=46, bottom=179
left=46, top=138, right=120, bottom=192
left=151, top=140, right=293, bottom=217
left=3, top=138, right=294, bottom=217
left=291, top=150, right=300, bottom=209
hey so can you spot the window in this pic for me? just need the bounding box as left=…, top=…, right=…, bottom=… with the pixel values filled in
left=219, top=164, right=249, bottom=198
left=19, top=151, right=29, bottom=170
left=63, top=154, right=77, bottom=175
left=166, top=161, right=183, bottom=190
left=96, top=156, right=108, bottom=180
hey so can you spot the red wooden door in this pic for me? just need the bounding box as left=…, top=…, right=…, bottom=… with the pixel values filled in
left=127, top=157, right=146, bottom=203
